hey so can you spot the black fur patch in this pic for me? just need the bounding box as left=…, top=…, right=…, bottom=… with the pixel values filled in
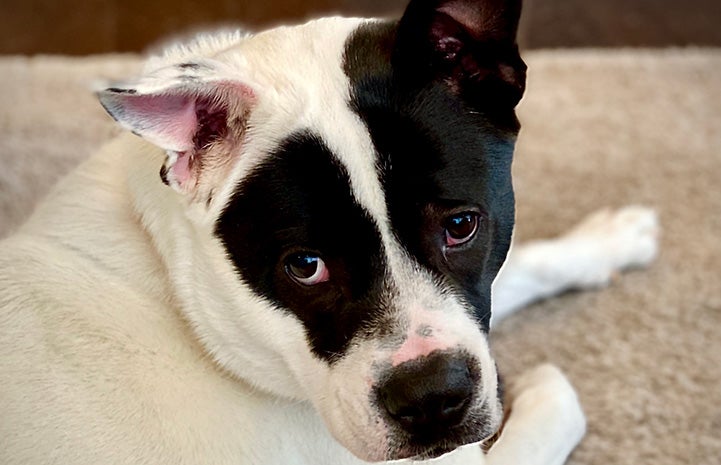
left=343, top=20, right=518, bottom=330
left=177, top=62, right=202, bottom=70
left=159, top=163, right=169, bottom=185
left=215, top=133, right=389, bottom=362
left=105, top=87, right=137, bottom=94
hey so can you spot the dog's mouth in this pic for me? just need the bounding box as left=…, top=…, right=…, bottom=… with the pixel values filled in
left=397, top=444, right=462, bottom=461
left=393, top=436, right=481, bottom=461
left=387, top=413, right=501, bottom=461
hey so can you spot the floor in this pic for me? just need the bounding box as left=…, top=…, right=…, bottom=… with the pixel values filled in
left=0, top=0, right=720, bottom=55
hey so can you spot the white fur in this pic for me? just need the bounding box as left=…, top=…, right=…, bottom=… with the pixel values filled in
left=0, top=18, right=659, bottom=465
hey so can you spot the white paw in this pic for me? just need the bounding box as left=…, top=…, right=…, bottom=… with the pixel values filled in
left=564, top=206, right=660, bottom=285
left=508, top=364, right=578, bottom=404
left=506, top=365, right=587, bottom=455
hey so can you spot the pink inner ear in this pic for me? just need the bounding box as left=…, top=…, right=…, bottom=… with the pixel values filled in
left=122, top=93, right=198, bottom=152
left=172, top=151, right=193, bottom=186
left=101, top=79, right=258, bottom=192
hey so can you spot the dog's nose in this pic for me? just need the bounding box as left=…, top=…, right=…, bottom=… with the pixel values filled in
left=378, top=352, right=474, bottom=436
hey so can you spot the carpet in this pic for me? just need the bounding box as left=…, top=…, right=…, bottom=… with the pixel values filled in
left=0, top=49, right=719, bottom=464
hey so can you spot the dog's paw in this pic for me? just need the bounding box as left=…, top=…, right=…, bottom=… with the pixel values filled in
left=508, top=364, right=577, bottom=404
left=508, top=365, right=586, bottom=445
left=563, top=206, right=660, bottom=285
left=491, top=365, right=586, bottom=465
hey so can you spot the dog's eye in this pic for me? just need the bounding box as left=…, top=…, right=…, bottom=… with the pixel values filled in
left=444, top=212, right=480, bottom=247
left=285, top=253, right=330, bottom=286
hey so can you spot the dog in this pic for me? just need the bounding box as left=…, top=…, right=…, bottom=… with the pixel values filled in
left=0, top=0, right=659, bottom=463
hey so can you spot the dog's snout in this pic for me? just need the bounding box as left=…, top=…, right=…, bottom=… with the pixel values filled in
left=378, top=352, right=474, bottom=436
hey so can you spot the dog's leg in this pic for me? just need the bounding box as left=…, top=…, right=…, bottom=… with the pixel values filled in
left=484, top=365, right=586, bottom=465
left=491, top=206, right=659, bottom=324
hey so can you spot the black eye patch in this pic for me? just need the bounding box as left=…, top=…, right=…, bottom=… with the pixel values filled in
left=214, top=132, right=389, bottom=362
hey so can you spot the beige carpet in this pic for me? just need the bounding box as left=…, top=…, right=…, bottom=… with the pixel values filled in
left=1, top=49, right=719, bottom=464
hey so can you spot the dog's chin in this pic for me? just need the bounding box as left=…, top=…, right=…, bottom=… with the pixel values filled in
left=383, top=414, right=503, bottom=462
left=338, top=417, right=500, bottom=463
left=403, top=444, right=461, bottom=461
left=383, top=434, right=486, bottom=462
left=381, top=440, right=474, bottom=463
left=341, top=436, right=466, bottom=463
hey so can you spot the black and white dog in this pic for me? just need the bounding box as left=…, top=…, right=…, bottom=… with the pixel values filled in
left=0, top=0, right=658, bottom=463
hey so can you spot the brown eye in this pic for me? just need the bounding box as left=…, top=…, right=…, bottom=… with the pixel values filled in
left=285, top=253, right=330, bottom=286
left=444, top=212, right=479, bottom=247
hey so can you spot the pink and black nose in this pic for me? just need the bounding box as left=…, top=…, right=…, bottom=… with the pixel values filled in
left=377, top=352, right=474, bottom=436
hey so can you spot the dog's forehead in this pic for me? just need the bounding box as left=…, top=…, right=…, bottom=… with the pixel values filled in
left=184, top=18, right=390, bottom=228
left=232, top=19, right=409, bottom=256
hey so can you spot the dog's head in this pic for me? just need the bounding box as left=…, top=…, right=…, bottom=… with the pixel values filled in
left=99, top=0, right=525, bottom=461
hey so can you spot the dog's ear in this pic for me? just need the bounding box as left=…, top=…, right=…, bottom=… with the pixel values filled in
left=97, top=63, right=257, bottom=195
left=394, top=0, right=526, bottom=109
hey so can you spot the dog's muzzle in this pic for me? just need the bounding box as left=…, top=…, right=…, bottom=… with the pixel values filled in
left=373, top=348, right=499, bottom=462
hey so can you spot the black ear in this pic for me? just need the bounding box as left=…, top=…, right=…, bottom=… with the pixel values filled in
left=394, top=0, right=526, bottom=109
